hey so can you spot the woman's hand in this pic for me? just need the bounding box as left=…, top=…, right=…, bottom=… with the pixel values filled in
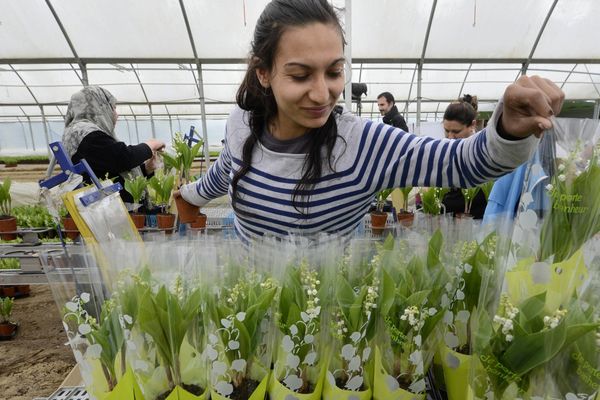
left=501, top=75, right=565, bottom=138
left=145, top=139, right=166, bottom=152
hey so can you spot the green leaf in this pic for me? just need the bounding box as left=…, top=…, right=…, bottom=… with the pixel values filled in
left=380, top=268, right=396, bottom=316
left=501, top=321, right=566, bottom=375
left=427, top=229, right=443, bottom=269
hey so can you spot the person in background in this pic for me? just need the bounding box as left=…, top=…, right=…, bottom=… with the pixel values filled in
left=62, top=86, right=165, bottom=206
left=174, top=0, right=563, bottom=242
left=377, top=92, right=410, bottom=132
left=443, top=94, right=478, bottom=139
left=441, top=95, right=488, bottom=219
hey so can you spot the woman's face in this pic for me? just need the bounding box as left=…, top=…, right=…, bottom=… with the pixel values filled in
left=256, top=23, right=345, bottom=139
left=443, top=119, right=475, bottom=139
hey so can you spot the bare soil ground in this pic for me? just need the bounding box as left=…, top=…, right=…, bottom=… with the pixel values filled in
left=0, top=285, right=75, bottom=400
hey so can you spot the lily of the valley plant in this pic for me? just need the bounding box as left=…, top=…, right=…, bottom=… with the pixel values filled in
left=420, top=187, right=449, bottom=215
left=540, top=144, right=600, bottom=263
left=471, top=291, right=599, bottom=399
left=327, top=245, right=381, bottom=392
left=441, top=233, right=498, bottom=355
left=137, top=276, right=204, bottom=396
left=378, top=232, right=445, bottom=394
left=206, top=267, right=278, bottom=398
left=275, top=259, right=323, bottom=393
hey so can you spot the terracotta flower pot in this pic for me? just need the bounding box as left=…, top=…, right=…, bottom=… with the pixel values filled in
left=15, top=285, right=30, bottom=297
left=130, top=213, right=146, bottom=229
left=397, top=211, right=415, bottom=227
left=370, top=211, right=387, bottom=235
left=189, top=213, right=207, bottom=229
left=455, top=212, right=474, bottom=220
left=61, top=216, right=79, bottom=240
left=0, top=322, right=18, bottom=340
left=0, top=216, right=17, bottom=240
left=1, top=286, right=16, bottom=297
left=175, top=196, right=200, bottom=224
left=157, top=213, right=176, bottom=234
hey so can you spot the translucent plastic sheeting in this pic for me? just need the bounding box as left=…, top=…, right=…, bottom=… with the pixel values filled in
left=351, top=0, right=433, bottom=59
left=0, top=0, right=73, bottom=58
left=183, top=0, right=270, bottom=59
left=534, top=0, right=600, bottom=59
left=49, top=0, right=194, bottom=59
left=426, top=0, right=555, bottom=59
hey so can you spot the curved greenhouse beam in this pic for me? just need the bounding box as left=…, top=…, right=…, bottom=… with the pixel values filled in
left=45, top=0, right=87, bottom=86
left=179, top=0, right=211, bottom=167
left=584, top=64, right=600, bottom=99
left=415, top=0, right=438, bottom=128
left=9, top=64, right=40, bottom=110
left=130, top=63, right=156, bottom=138
left=458, top=63, right=473, bottom=101
left=521, top=0, right=559, bottom=76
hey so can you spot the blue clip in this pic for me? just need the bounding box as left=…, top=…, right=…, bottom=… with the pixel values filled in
left=79, top=183, right=123, bottom=207
left=183, top=126, right=201, bottom=147
left=40, top=142, right=103, bottom=190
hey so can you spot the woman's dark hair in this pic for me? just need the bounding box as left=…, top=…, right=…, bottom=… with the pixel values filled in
left=232, top=0, right=345, bottom=216
left=443, top=94, right=478, bottom=126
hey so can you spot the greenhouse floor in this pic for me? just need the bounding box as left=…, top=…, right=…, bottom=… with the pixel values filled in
left=0, top=285, right=76, bottom=400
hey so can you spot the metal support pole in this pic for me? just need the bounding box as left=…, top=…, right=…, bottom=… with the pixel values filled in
left=40, top=106, right=51, bottom=156
left=195, top=62, right=211, bottom=168
left=344, top=0, right=352, bottom=113
left=594, top=100, right=600, bottom=119
left=416, top=63, right=423, bottom=133
left=133, top=115, right=141, bottom=143
left=26, top=116, right=36, bottom=151
left=149, top=104, right=157, bottom=138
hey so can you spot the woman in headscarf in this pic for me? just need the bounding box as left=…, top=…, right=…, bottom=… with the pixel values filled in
left=62, top=86, right=165, bottom=206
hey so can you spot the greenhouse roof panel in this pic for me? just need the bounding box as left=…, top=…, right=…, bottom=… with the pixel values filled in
left=184, top=0, right=270, bottom=59
left=49, top=0, right=194, bottom=59
left=0, top=0, right=73, bottom=59
left=426, top=0, right=555, bottom=60
left=351, top=0, right=433, bottom=59
left=534, top=0, right=600, bottom=60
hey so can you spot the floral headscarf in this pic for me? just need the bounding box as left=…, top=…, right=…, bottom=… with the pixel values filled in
left=62, top=86, right=143, bottom=180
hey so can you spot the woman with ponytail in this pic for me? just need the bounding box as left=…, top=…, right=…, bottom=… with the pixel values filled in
left=175, top=0, right=564, bottom=242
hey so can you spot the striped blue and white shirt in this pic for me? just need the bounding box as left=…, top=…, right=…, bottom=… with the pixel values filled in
left=181, top=104, right=538, bottom=242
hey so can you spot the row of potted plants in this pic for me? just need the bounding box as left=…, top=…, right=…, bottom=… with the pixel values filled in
left=369, top=181, right=494, bottom=233
left=124, top=133, right=207, bottom=233
left=46, top=205, right=600, bottom=400
left=0, top=296, right=18, bottom=340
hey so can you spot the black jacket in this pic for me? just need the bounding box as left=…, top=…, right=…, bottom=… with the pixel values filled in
left=71, top=131, right=152, bottom=203
left=382, top=105, right=409, bottom=132
left=442, top=189, right=487, bottom=219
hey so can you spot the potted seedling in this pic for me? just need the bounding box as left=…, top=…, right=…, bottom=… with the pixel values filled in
left=0, top=297, right=18, bottom=340
left=396, top=187, right=414, bottom=227
left=458, top=187, right=481, bottom=219
left=323, top=244, right=382, bottom=399
left=148, top=173, right=176, bottom=233
left=0, top=178, right=17, bottom=240
left=124, top=176, right=148, bottom=229
left=374, top=233, right=445, bottom=400
left=370, top=189, right=394, bottom=233
left=270, top=259, right=326, bottom=399
left=206, top=265, right=278, bottom=400
left=59, top=205, right=79, bottom=240
left=136, top=280, right=207, bottom=399
left=418, top=187, right=449, bottom=232
left=165, top=133, right=206, bottom=226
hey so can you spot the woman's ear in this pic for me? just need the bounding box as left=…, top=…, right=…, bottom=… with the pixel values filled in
left=255, top=67, right=270, bottom=89
left=470, top=119, right=477, bottom=132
